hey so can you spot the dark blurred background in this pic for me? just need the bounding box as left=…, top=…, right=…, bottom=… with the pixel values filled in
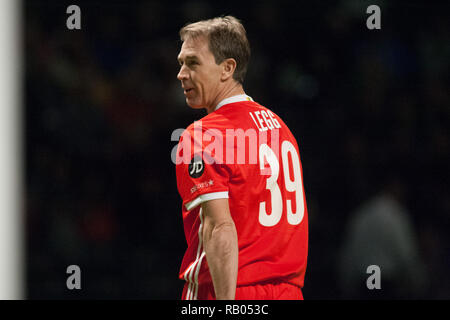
left=25, top=0, right=450, bottom=299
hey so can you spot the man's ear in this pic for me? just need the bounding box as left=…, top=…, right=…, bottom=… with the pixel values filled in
left=221, top=58, right=237, bottom=81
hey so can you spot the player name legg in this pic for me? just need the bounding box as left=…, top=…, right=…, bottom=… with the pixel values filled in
left=180, top=304, right=216, bottom=318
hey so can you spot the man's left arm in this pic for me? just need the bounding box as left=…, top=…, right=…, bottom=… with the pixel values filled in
left=201, top=198, right=238, bottom=300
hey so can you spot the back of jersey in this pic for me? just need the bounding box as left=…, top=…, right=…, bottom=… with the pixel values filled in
left=176, top=99, right=308, bottom=290
left=207, top=100, right=309, bottom=288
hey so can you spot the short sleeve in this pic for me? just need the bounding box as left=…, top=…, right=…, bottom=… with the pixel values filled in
left=176, top=125, right=231, bottom=210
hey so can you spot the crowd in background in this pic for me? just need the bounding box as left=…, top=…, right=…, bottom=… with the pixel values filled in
left=25, top=0, right=450, bottom=298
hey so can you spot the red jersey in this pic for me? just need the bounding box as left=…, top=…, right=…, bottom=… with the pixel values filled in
left=175, top=95, right=308, bottom=300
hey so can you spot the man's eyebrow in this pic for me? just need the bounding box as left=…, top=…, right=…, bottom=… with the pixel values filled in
left=178, top=55, right=199, bottom=63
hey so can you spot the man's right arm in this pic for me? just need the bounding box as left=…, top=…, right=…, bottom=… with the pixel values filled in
left=201, top=198, right=238, bottom=300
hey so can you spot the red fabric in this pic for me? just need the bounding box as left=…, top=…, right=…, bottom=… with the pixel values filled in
left=182, top=281, right=303, bottom=300
left=176, top=100, right=308, bottom=295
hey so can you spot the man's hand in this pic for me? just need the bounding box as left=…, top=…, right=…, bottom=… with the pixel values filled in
left=201, top=198, right=238, bottom=300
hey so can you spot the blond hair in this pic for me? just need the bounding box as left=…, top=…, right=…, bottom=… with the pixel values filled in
left=180, top=16, right=251, bottom=84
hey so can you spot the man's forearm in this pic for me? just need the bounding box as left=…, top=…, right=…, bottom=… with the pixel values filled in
left=203, top=222, right=238, bottom=300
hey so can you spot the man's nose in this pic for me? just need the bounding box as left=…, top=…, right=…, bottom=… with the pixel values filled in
left=177, top=65, right=188, bottom=81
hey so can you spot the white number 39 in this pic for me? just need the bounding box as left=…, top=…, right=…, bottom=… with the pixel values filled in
left=258, top=141, right=305, bottom=227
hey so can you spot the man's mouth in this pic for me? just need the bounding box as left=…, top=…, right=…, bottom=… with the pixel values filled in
left=184, top=88, right=194, bottom=95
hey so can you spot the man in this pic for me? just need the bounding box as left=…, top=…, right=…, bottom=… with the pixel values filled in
left=175, top=16, right=308, bottom=300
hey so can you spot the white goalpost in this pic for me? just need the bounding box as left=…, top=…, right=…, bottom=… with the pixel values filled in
left=0, top=0, right=24, bottom=300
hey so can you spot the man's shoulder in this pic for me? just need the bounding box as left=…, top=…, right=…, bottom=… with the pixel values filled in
left=182, top=115, right=228, bottom=140
left=184, top=116, right=223, bottom=133
left=184, top=102, right=251, bottom=131
left=184, top=100, right=284, bottom=133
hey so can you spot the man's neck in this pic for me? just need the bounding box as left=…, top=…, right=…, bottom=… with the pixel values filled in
left=206, top=83, right=245, bottom=114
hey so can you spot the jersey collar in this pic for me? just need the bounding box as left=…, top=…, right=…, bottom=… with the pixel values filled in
left=214, top=94, right=253, bottom=111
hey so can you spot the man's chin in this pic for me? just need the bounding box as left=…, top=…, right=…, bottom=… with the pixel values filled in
left=186, top=99, right=204, bottom=109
